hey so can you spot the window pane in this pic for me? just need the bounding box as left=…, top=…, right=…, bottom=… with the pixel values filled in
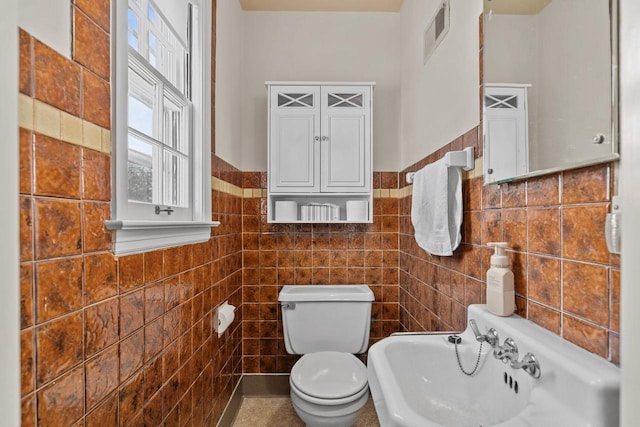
left=163, top=95, right=188, bottom=154
left=128, top=135, right=156, bottom=204
left=128, top=70, right=155, bottom=137
left=163, top=151, right=188, bottom=208
left=127, top=9, right=139, bottom=51
left=148, top=4, right=157, bottom=25
left=148, top=31, right=157, bottom=68
left=149, top=31, right=157, bottom=51
left=128, top=93, right=154, bottom=137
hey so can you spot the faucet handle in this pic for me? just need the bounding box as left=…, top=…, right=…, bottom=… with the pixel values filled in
left=483, top=328, right=500, bottom=347
left=503, top=337, right=518, bottom=354
left=469, top=319, right=500, bottom=348
left=519, top=353, right=542, bottom=379
left=495, top=337, right=519, bottom=363
left=469, top=319, right=481, bottom=337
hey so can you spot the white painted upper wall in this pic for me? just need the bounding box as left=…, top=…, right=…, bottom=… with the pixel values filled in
left=2, top=0, right=22, bottom=424
left=216, top=0, right=482, bottom=171
left=399, top=0, right=482, bottom=170
left=19, top=0, right=71, bottom=57
left=215, top=0, right=244, bottom=169
left=239, top=11, right=401, bottom=171
left=239, top=0, right=404, bottom=12
left=620, top=1, right=640, bottom=423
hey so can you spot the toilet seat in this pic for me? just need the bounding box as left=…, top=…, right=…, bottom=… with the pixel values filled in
left=290, top=351, right=368, bottom=400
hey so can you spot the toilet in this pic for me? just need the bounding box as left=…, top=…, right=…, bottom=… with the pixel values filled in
left=278, top=285, right=374, bottom=427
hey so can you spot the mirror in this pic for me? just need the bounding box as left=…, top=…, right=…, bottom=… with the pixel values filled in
left=483, top=0, right=618, bottom=184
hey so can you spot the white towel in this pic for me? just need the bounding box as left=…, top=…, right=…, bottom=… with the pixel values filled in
left=410, top=158, right=463, bottom=256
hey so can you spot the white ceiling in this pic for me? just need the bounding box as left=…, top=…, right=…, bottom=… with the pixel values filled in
left=238, top=0, right=404, bottom=12
left=483, top=0, right=553, bottom=15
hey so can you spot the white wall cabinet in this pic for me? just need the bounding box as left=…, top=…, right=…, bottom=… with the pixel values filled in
left=267, top=82, right=374, bottom=223
left=484, top=84, right=530, bottom=184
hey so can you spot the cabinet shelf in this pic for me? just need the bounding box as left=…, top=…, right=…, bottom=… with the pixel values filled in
left=269, top=192, right=371, bottom=197
left=267, top=194, right=372, bottom=223
left=269, top=220, right=373, bottom=224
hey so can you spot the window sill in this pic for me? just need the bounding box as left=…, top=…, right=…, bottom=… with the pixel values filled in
left=105, top=220, right=220, bottom=255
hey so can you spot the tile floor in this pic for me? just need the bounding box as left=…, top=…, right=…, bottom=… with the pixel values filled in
left=231, top=396, right=380, bottom=427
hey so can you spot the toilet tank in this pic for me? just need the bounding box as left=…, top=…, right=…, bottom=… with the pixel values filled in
left=279, top=285, right=374, bottom=355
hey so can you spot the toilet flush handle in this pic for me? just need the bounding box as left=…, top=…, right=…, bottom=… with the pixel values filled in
left=281, top=302, right=296, bottom=310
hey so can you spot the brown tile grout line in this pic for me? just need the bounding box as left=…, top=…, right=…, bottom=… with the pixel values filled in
left=24, top=254, right=243, bottom=414
left=398, top=260, right=617, bottom=358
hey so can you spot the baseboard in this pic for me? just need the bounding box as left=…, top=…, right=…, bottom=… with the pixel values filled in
left=242, top=373, right=290, bottom=396
left=217, top=379, right=244, bottom=427
left=217, top=374, right=290, bottom=426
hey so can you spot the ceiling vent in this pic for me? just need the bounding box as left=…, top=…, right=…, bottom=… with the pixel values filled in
left=423, top=0, right=450, bottom=65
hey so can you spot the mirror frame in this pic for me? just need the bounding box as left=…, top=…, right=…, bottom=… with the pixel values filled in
left=483, top=0, right=619, bottom=185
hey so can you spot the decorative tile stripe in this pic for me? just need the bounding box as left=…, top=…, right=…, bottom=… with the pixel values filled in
left=19, top=94, right=111, bottom=154
left=211, top=176, right=244, bottom=198
left=399, top=185, right=413, bottom=198
left=464, top=157, right=484, bottom=180
left=239, top=188, right=399, bottom=199
left=241, top=188, right=267, bottom=198
left=233, top=186, right=433, bottom=200
left=217, top=170, right=494, bottom=200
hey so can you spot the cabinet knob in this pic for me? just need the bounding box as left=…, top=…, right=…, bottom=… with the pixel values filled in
left=321, top=136, right=328, bottom=141
left=314, top=136, right=320, bottom=141
left=592, top=134, right=605, bottom=144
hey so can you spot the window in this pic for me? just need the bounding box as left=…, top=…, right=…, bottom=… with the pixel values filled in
left=108, top=0, right=217, bottom=255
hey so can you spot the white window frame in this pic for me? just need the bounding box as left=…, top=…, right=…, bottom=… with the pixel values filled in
left=107, top=0, right=218, bottom=255
left=127, top=52, right=192, bottom=219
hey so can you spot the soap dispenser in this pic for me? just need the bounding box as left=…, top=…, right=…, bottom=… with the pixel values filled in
left=486, top=242, right=515, bottom=316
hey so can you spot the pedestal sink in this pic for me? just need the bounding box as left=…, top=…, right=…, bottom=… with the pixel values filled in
left=367, top=305, right=620, bottom=427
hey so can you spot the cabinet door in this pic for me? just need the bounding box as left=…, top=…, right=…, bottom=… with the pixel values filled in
left=269, top=86, right=321, bottom=192
left=484, top=86, right=529, bottom=184
left=320, top=86, right=371, bottom=193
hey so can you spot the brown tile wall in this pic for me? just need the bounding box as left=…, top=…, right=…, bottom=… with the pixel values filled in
left=398, top=126, right=620, bottom=364
left=19, top=2, right=244, bottom=426
left=240, top=172, right=401, bottom=373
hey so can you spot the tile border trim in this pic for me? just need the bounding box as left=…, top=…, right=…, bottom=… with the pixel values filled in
left=19, top=94, right=111, bottom=154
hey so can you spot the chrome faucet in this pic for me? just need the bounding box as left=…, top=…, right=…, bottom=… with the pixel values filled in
left=510, top=353, right=542, bottom=379
left=469, top=319, right=500, bottom=348
left=468, top=320, right=542, bottom=379
left=494, top=337, right=542, bottom=379
left=494, top=337, right=519, bottom=364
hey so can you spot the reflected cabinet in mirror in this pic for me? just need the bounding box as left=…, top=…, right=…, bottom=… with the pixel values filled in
left=483, top=0, right=619, bottom=184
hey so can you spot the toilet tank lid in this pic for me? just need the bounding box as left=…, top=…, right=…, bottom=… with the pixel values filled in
left=278, top=285, right=374, bottom=302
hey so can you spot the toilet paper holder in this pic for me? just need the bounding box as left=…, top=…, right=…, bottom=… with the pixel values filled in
left=213, top=301, right=236, bottom=337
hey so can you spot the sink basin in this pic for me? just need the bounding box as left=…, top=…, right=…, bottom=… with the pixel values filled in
left=367, top=305, right=620, bottom=427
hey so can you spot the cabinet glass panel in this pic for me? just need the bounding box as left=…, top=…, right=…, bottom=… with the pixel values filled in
left=278, top=93, right=314, bottom=108
left=485, top=94, right=518, bottom=109
left=328, top=93, right=363, bottom=108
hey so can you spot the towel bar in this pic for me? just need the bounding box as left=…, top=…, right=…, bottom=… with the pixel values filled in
left=406, top=147, right=475, bottom=184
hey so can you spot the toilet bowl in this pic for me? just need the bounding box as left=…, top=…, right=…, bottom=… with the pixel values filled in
left=278, top=285, right=375, bottom=427
left=289, top=352, right=369, bottom=427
